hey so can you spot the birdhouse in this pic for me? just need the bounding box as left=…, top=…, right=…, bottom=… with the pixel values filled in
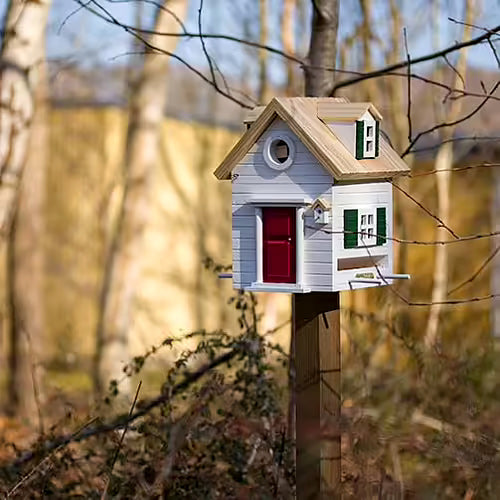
left=311, top=198, right=330, bottom=225
left=214, top=97, right=410, bottom=292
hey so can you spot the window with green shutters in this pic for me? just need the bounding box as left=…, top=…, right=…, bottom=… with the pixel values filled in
left=344, top=209, right=358, bottom=249
left=376, top=207, right=387, bottom=245
left=344, top=207, right=387, bottom=249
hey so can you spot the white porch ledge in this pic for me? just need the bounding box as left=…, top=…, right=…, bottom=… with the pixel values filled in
left=248, top=195, right=312, bottom=206
left=245, top=282, right=311, bottom=293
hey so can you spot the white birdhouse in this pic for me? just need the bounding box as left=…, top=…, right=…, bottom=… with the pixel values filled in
left=311, top=198, right=330, bottom=225
left=214, top=97, right=411, bottom=292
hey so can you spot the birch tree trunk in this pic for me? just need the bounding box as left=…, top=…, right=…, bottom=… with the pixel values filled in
left=424, top=0, right=474, bottom=349
left=0, top=0, right=51, bottom=238
left=94, top=0, right=189, bottom=401
left=6, top=60, right=49, bottom=420
left=385, top=0, right=414, bottom=355
left=1, top=0, right=52, bottom=418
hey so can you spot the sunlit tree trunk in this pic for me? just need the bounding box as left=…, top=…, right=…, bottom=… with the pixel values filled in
left=1, top=0, right=52, bottom=419
left=384, top=0, right=414, bottom=357
left=424, top=0, right=475, bottom=349
left=6, top=60, right=49, bottom=421
left=0, top=0, right=50, bottom=237
left=491, top=167, right=500, bottom=345
left=94, top=0, right=189, bottom=402
left=258, top=0, right=271, bottom=104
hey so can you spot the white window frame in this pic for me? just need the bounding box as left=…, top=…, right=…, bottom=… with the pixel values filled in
left=358, top=208, right=376, bottom=246
left=363, top=119, right=376, bottom=159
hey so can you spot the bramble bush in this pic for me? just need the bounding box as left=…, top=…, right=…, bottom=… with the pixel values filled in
left=2, top=270, right=500, bottom=498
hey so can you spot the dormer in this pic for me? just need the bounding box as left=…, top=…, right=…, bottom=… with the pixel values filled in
left=317, top=101, right=382, bottom=161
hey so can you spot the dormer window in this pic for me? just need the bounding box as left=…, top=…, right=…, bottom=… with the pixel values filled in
left=355, top=119, right=380, bottom=160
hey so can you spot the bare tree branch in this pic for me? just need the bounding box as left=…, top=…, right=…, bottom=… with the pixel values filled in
left=331, top=23, right=500, bottom=94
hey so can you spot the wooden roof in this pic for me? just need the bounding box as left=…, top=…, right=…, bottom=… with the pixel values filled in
left=214, top=97, right=410, bottom=181
left=317, top=100, right=383, bottom=122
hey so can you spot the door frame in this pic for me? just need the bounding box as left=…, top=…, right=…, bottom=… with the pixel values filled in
left=255, top=204, right=305, bottom=288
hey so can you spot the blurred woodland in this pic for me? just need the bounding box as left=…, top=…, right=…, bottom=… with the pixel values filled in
left=1, top=0, right=500, bottom=498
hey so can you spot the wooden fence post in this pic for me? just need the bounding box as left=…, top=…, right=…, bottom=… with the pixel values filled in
left=294, top=291, right=341, bottom=499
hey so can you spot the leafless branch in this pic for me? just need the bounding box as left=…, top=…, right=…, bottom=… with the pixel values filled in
left=8, top=345, right=242, bottom=469
left=401, top=80, right=500, bottom=157
left=448, top=244, right=500, bottom=296
left=72, top=0, right=254, bottom=108
left=410, top=137, right=500, bottom=155
left=403, top=27, right=412, bottom=144
left=390, top=179, right=460, bottom=239
left=101, top=381, right=142, bottom=500
left=331, top=23, right=500, bottom=94
left=71, top=0, right=500, bottom=112
left=442, top=54, right=465, bottom=89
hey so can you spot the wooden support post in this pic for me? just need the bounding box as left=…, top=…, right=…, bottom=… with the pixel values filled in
left=294, top=291, right=341, bottom=499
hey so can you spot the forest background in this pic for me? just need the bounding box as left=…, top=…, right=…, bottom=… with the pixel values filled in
left=0, top=0, right=500, bottom=498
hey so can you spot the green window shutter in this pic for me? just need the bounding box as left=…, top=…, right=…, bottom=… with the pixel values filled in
left=376, top=207, right=387, bottom=245
left=355, top=120, right=364, bottom=159
left=344, top=209, right=358, bottom=249
left=375, top=121, right=380, bottom=157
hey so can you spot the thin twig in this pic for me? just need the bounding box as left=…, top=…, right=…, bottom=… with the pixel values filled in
left=401, top=79, right=500, bottom=157
left=332, top=23, right=500, bottom=93
left=448, top=244, right=500, bottom=295
left=390, top=179, right=460, bottom=239
left=403, top=27, right=412, bottom=144
left=101, top=381, right=142, bottom=500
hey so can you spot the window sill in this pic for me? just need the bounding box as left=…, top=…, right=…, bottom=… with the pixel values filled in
left=244, top=282, right=311, bottom=294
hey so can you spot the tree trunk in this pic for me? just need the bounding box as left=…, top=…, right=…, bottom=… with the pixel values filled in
left=1, top=0, right=52, bottom=419
left=0, top=0, right=51, bottom=237
left=94, top=0, right=189, bottom=402
left=258, top=0, right=270, bottom=104
left=384, top=0, right=414, bottom=357
left=6, top=59, right=48, bottom=421
left=305, top=0, right=339, bottom=97
left=491, top=166, right=500, bottom=344
left=281, top=0, right=296, bottom=96
left=424, top=0, right=474, bottom=349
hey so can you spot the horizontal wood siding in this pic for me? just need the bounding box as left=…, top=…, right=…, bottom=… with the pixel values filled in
left=332, top=181, right=393, bottom=290
left=232, top=118, right=334, bottom=291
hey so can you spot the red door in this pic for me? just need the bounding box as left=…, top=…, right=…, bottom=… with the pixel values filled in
left=263, top=207, right=296, bottom=283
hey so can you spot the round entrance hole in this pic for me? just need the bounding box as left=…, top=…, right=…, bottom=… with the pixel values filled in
left=271, top=139, right=290, bottom=164
left=263, top=135, right=295, bottom=171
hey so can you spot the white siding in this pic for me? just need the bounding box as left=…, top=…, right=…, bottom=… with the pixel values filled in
left=232, top=118, right=334, bottom=290
left=328, top=122, right=355, bottom=157
left=332, top=181, right=393, bottom=291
